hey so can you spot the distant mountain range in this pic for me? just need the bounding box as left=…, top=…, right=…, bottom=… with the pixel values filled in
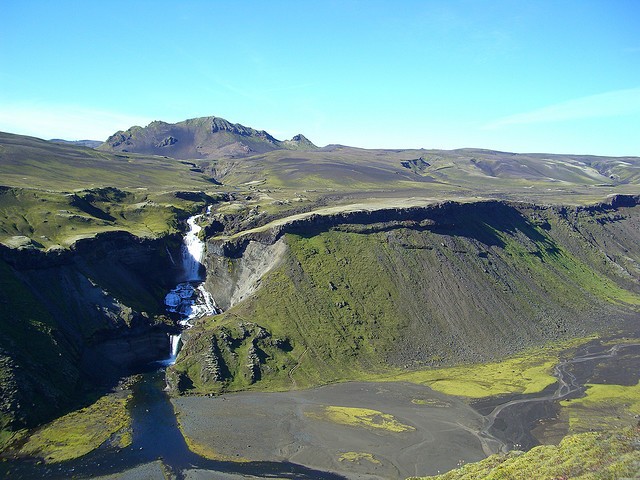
left=22, top=112, right=640, bottom=193
left=96, top=116, right=317, bottom=159
left=49, top=138, right=103, bottom=148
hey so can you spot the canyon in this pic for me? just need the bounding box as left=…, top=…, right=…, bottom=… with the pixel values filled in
left=0, top=120, right=639, bottom=478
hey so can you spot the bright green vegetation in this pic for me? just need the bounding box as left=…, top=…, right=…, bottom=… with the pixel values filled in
left=171, top=229, right=408, bottom=394
left=306, top=406, right=415, bottom=433
left=338, top=451, right=382, bottom=465
left=561, top=381, right=640, bottom=433
left=0, top=186, right=190, bottom=249
left=493, top=223, right=640, bottom=307
left=408, top=427, right=640, bottom=480
left=386, top=337, right=595, bottom=398
left=389, top=353, right=557, bottom=398
left=16, top=394, right=131, bottom=463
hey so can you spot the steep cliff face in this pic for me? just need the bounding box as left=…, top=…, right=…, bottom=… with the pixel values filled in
left=0, top=232, right=182, bottom=437
left=204, top=238, right=287, bottom=311
left=170, top=198, right=640, bottom=394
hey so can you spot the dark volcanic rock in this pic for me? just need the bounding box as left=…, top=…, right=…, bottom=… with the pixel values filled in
left=157, top=136, right=178, bottom=147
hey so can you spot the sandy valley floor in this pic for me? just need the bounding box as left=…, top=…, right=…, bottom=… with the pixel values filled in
left=173, top=382, right=490, bottom=479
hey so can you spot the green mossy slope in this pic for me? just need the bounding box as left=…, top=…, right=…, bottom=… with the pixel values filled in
left=408, top=426, right=640, bottom=480
left=15, top=393, right=131, bottom=463
left=171, top=202, right=640, bottom=394
left=0, top=186, right=213, bottom=250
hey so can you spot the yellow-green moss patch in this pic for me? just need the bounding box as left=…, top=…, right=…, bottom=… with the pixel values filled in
left=339, top=451, right=382, bottom=465
left=388, top=354, right=557, bottom=398
left=384, top=337, right=595, bottom=399
left=409, top=427, right=640, bottom=479
left=560, top=381, right=640, bottom=433
left=411, top=398, right=451, bottom=407
left=306, top=406, right=415, bottom=433
left=18, top=394, right=131, bottom=463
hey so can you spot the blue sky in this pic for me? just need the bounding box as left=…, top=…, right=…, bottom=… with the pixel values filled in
left=1, top=0, right=639, bottom=155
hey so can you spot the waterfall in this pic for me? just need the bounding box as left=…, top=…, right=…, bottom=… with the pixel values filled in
left=161, top=211, right=219, bottom=366
left=182, top=215, right=205, bottom=282
left=169, top=335, right=181, bottom=360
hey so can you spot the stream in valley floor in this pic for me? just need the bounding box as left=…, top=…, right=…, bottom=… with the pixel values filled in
left=1, top=334, right=637, bottom=479
left=474, top=338, right=640, bottom=455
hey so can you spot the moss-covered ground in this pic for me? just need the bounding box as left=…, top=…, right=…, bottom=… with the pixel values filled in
left=381, top=337, right=596, bottom=398
left=560, top=381, right=640, bottom=433
left=15, top=393, right=131, bottom=463
left=386, top=351, right=557, bottom=398
left=305, top=406, right=415, bottom=433
left=408, top=426, right=640, bottom=480
left=338, top=451, right=382, bottom=465
left=0, top=186, right=210, bottom=250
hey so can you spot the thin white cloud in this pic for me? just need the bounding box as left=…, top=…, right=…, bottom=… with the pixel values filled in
left=483, top=87, right=640, bottom=129
left=0, top=103, right=153, bottom=141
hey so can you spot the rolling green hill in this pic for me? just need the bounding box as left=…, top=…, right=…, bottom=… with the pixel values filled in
left=0, top=131, right=223, bottom=250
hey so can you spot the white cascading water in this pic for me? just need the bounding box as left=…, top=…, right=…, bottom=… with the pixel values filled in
left=182, top=216, right=205, bottom=282
left=162, top=211, right=219, bottom=365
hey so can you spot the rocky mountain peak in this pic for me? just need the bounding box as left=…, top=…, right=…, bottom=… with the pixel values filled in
left=99, top=115, right=317, bottom=159
left=283, top=133, right=317, bottom=150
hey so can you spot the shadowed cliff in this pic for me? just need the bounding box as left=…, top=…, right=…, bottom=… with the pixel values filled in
left=0, top=232, right=183, bottom=439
